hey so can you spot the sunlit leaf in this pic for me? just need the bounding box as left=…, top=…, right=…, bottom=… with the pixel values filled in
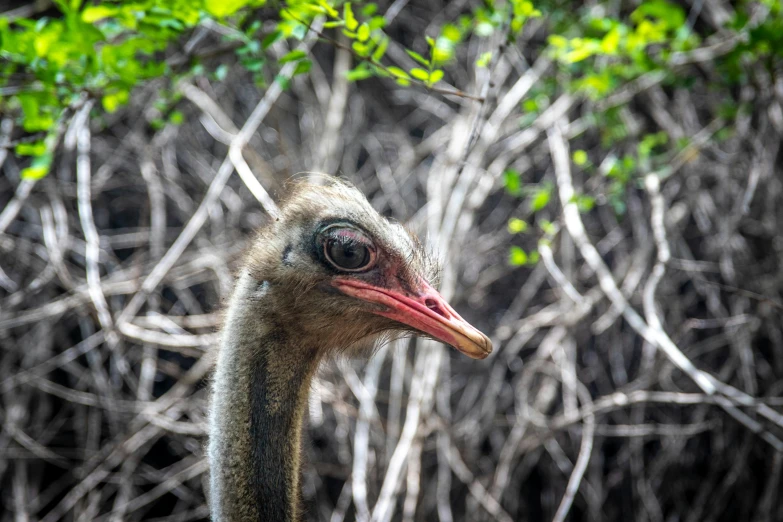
left=564, top=45, right=595, bottom=63
left=357, top=23, right=370, bottom=42
left=343, top=3, right=358, bottom=31
left=405, top=49, right=430, bottom=66
left=15, top=141, right=46, bottom=156
left=548, top=35, right=568, bottom=49
left=631, top=0, right=685, bottom=29
left=409, top=67, right=429, bottom=81
left=102, top=89, right=129, bottom=113
left=507, top=218, right=528, bottom=234
left=530, top=186, right=551, bottom=211
left=205, top=0, right=249, bottom=18
left=476, top=52, right=492, bottom=68
left=387, top=66, right=410, bottom=79
left=601, top=27, right=622, bottom=54
left=81, top=5, right=118, bottom=22
left=372, top=36, right=388, bottom=61
left=572, top=150, right=588, bottom=166
left=509, top=246, right=528, bottom=266
left=346, top=65, right=373, bottom=81
left=21, top=153, right=52, bottom=180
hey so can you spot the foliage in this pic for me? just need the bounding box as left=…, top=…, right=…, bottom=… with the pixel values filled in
left=0, top=0, right=545, bottom=179
left=547, top=0, right=700, bottom=99
left=2, top=0, right=782, bottom=266
left=1, top=0, right=262, bottom=177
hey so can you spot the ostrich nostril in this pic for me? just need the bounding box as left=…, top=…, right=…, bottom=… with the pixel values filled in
left=425, top=298, right=448, bottom=318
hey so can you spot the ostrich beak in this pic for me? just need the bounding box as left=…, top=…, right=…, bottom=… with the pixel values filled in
left=332, top=278, right=492, bottom=359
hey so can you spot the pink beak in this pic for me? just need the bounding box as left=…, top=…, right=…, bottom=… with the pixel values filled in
left=332, top=278, right=492, bottom=359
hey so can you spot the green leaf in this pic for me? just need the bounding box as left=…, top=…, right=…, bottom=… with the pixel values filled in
left=572, top=150, right=588, bottom=166
left=405, top=49, right=430, bottom=66
left=343, top=3, right=358, bottom=31
left=428, top=69, right=444, bottom=84
left=539, top=220, right=556, bottom=236
left=441, top=23, right=462, bottom=42
left=576, top=195, right=595, bottom=212
left=262, top=30, right=282, bottom=49
left=631, top=0, right=685, bottom=29
left=274, top=74, right=291, bottom=91
left=548, top=35, right=569, bottom=49
left=476, top=51, right=492, bottom=68
left=102, top=90, right=129, bottom=113
left=530, top=186, right=551, bottom=211
left=317, top=0, right=338, bottom=17
left=509, top=246, right=528, bottom=266
left=169, top=111, right=184, bottom=125
left=15, top=141, right=47, bottom=156
left=352, top=40, right=372, bottom=56
left=387, top=66, right=410, bottom=79
left=205, top=0, right=250, bottom=18
left=346, top=65, right=374, bottom=81
left=21, top=153, right=53, bottom=180
left=601, top=27, right=622, bottom=54
left=356, top=23, right=370, bottom=42
left=18, top=93, right=54, bottom=132
left=293, top=59, right=312, bottom=75
left=279, top=50, right=307, bottom=63
left=302, top=4, right=327, bottom=15
left=507, top=218, right=528, bottom=234
left=409, top=68, right=429, bottom=81
left=243, top=58, right=264, bottom=72
left=575, top=71, right=615, bottom=99
left=368, top=15, right=385, bottom=30
left=432, top=36, right=456, bottom=64
left=372, top=36, right=388, bottom=61
left=504, top=169, right=522, bottom=196
left=564, top=45, right=595, bottom=63
left=81, top=5, right=118, bottom=22
left=528, top=250, right=540, bottom=264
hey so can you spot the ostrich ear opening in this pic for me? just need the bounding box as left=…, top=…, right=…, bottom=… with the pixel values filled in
left=331, top=278, right=492, bottom=359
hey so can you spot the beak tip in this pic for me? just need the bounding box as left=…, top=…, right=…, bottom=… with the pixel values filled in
left=457, top=335, right=492, bottom=360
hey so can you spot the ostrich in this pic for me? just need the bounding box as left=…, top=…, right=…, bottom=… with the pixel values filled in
left=208, top=178, right=491, bottom=521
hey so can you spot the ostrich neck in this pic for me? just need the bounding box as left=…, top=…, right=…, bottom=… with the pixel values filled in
left=208, top=274, right=319, bottom=521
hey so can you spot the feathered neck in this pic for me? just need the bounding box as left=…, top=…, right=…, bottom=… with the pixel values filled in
left=208, top=272, right=320, bottom=521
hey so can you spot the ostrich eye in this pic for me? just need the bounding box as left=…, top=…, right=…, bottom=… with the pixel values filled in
left=323, top=227, right=375, bottom=272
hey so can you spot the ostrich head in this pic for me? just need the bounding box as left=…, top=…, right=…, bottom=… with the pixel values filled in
left=242, top=177, right=492, bottom=359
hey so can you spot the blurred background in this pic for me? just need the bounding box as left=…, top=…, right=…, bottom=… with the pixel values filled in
left=1, top=0, right=782, bottom=520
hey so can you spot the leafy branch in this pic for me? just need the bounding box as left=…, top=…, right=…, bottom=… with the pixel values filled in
left=280, top=7, right=486, bottom=102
